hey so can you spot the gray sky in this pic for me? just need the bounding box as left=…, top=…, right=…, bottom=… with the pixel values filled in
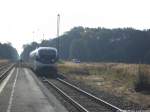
left=0, top=0, right=149, bottom=54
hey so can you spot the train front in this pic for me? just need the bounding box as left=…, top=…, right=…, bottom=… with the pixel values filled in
left=36, top=47, right=58, bottom=76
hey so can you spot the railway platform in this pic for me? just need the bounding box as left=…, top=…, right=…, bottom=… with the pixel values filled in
left=0, top=67, right=68, bottom=112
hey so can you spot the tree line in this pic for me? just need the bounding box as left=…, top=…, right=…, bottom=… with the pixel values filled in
left=0, top=43, right=19, bottom=61
left=21, top=27, right=150, bottom=63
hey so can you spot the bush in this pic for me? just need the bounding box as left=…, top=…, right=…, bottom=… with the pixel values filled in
left=57, top=59, right=65, bottom=64
left=135, top=65, right=150, bottom=92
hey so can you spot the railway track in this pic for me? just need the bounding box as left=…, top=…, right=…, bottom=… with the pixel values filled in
left=43, top=77, right=125, bottom=112
left=0, top=63, right=14, bottom=83
left=0, top=63, right=12, bottom=71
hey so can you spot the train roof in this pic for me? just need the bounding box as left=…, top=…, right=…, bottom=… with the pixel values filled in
left=37, top=47, right=57, bottom=51
left=30, top=47, right=57, bottom=57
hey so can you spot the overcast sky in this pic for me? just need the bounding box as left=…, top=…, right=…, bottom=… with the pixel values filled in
left=0, top=0, right=149, bottom=54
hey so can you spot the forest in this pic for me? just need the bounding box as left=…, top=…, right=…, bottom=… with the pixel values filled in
left=0, top=43, right=19, bottom=61
left=21, top=27, right=150, bottom=63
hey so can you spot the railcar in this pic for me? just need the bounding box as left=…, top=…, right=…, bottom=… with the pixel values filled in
left=29, top=47, right=58, bottom=75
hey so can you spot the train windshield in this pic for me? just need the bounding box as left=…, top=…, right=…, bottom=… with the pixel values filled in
left=39, top=49, right=56, bottom=56
left=38, top=49, right=57, bottom=64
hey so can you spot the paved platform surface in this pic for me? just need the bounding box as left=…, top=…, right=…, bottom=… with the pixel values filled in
left=0, top=67, right=68, bottom=112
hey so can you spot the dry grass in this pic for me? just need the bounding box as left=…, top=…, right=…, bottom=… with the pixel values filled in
left=57, top=62, right=150, bottom=108
left=0, top=59, right=9, bottom=64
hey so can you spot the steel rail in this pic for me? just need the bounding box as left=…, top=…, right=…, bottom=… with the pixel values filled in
left=43, top=78, right=89, bottom=112
left=57, top=78, right=125, bottom=112
left=0, top=63, right=11, bottom=71
left=0, top=64, right=14, bottom=83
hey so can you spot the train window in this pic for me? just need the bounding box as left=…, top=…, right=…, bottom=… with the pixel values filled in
left=39, top=49, right=56, bottom=56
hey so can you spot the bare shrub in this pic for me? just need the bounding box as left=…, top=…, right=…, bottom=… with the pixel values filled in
left=135, top=64, right=150, bottom=92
